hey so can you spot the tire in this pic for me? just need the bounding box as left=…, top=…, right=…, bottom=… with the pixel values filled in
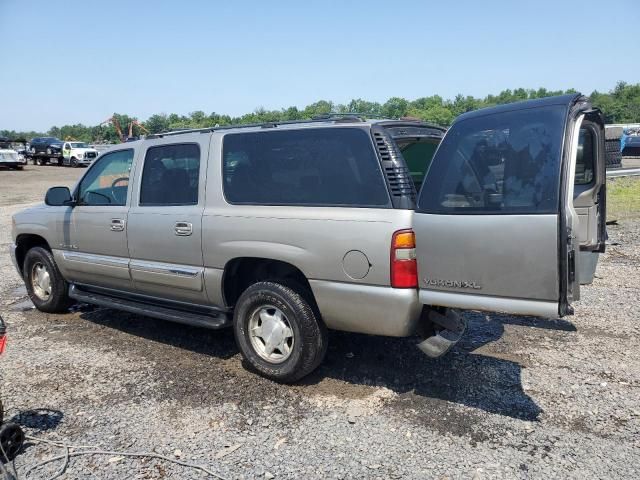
left=605, top=139, right=620, bottom=152
left=233, top=281, right=328, bottom=383
left=23, top=247, right=72, bottom=313
left=606, top=151, right=622, bottom=168
left=70, top=157, right=78, bottom=167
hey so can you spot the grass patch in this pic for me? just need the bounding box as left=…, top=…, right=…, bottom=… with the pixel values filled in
left=607, top=176, right=640, bottom=221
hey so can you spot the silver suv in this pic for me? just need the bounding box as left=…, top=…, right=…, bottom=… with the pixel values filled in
left=10, top=94, right=607, bottom=382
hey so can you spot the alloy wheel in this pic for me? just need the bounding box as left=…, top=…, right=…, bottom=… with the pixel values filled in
left=248, top=305, right=295, bottom=363
left=31, top=262, right=52, bottom=301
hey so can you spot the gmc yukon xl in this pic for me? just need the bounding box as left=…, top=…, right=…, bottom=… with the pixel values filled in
left=10, top=94, right=606, bottom=382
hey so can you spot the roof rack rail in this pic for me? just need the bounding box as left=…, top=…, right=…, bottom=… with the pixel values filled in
left=146, top=115, right=366, bottom=139
left=312, top=112, right=387, bottom=120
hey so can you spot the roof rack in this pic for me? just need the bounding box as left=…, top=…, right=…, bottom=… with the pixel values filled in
left=146, top=114, right=367, bottom=139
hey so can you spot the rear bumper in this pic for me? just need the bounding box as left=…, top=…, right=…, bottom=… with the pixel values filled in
left=309, top=280, right=422, bottom=337
left=0, top=161, right=26, bottom=167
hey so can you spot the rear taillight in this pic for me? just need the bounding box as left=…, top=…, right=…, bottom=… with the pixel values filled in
left=391, top=229, right=418, bottom=288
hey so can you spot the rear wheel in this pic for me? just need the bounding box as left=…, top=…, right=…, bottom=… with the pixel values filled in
left=23, top=247, right=72, bottom=313
left=233, top=281, right=327, bottom=383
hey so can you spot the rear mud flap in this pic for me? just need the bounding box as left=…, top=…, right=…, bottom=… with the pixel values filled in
left=417, top=308, right=466, bottom=358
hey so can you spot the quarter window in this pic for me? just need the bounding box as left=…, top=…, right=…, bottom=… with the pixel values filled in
left=222, top=128, right=389, bottom=207
left=77, top=149, right=134, bottom=206
left=139, top=144, right=200, bottom=206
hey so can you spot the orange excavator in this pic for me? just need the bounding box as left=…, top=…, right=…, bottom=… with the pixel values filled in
left=101, top=116, right=149, bottom=142
left=128, top=120, right=149, bottom=138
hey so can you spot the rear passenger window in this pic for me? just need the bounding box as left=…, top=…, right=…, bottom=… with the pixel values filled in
left=140, top=144, right=200, bottom=206
left=222, top=128, right=389, bottom=207
left=418, top=106, right=566, bottom=214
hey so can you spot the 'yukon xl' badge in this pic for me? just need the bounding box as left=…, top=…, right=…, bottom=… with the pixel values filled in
left=423, top=278, right=481, bottom=289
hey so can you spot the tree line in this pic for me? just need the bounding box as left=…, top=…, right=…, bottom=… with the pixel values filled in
left=3, top=81, right=639, bottom=144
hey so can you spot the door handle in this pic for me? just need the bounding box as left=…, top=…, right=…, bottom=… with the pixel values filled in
left=175, top=222, right=193, bottom=236
left=110, top=218, right=125, bottom=232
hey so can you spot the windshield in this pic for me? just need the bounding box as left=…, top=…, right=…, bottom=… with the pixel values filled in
left=70, top=142, right=89, bottom=148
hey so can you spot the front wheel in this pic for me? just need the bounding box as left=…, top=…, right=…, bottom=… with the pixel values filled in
left=233, top=281, right=327, bottom=383
left=70, top=157, right=78, bottom=167
left=23, top=247, right=72, bottom=313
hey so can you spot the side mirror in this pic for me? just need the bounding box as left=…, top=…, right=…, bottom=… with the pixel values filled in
left=45, top=186, right=74, bottom=206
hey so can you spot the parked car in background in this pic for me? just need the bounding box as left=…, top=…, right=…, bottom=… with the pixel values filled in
left=10, top=94, right=606, bottom=383
left=0, top=137, right=27, bottom=170
left=28, top=137, right=64, bottom=165
left=621, top=127, right=640, bottom=157
left=62, top=141, right=99, bottom=167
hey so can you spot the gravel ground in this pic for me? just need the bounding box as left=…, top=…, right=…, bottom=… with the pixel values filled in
left=0, top=165, right=639, bottom=479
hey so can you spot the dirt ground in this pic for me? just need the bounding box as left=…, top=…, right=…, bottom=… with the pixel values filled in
left=0, top=165, right=639, bottom=479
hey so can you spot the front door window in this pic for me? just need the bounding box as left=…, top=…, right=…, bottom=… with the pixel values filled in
left=77, top=149, right=134, bottom=206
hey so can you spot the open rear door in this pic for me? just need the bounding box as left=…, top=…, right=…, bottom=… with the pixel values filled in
left=572, top=111, right=606, bottom=284
left=414, top=94, right=599, bottom=318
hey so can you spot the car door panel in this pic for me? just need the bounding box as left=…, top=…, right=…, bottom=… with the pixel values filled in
left=572, top=115, right=606, bottom=284
left=127, top=208, right=205, bottom=298
left=126, top=137, right=209, bottom=304
left=414, top=95, right=605, bottom=318
left=415, top=213, right=559, bottom=310
left=63, top=149, right=136, bottom=291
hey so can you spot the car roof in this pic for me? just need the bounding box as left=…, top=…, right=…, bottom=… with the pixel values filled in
left=146, top=116, right=446, bottom=140
left=455, top=93, right=584, bottom=123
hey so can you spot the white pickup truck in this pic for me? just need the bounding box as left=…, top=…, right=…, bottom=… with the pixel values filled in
left=61, top=141, right=99, bottom=167
left=0, top=138, right=27, bottom=170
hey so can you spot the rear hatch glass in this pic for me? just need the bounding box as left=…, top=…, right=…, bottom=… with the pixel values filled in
left=417, top=105, right=566, bottom=214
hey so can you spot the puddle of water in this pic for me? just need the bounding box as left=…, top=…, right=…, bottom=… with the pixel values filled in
left=11, top=286, right=27, bottom=297
left=9, top=299, right=34, bottom=312
left=68, top=303, right=96, bottom=313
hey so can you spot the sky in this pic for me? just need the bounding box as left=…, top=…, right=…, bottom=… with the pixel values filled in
left=1, top=0, right=638, bottom=132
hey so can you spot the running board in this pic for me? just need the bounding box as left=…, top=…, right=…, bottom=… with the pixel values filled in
left=68, top=284, right=231, bottom=329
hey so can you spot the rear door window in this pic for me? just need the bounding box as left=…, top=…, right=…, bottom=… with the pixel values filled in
left=222, top=128, right=390, bottom=207
left=418, top=105, right=566, bottom=214
left=140, top=144, right=200, bottom=206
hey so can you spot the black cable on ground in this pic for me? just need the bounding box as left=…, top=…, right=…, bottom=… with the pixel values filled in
left=23, top=436, right=229, bottom=480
